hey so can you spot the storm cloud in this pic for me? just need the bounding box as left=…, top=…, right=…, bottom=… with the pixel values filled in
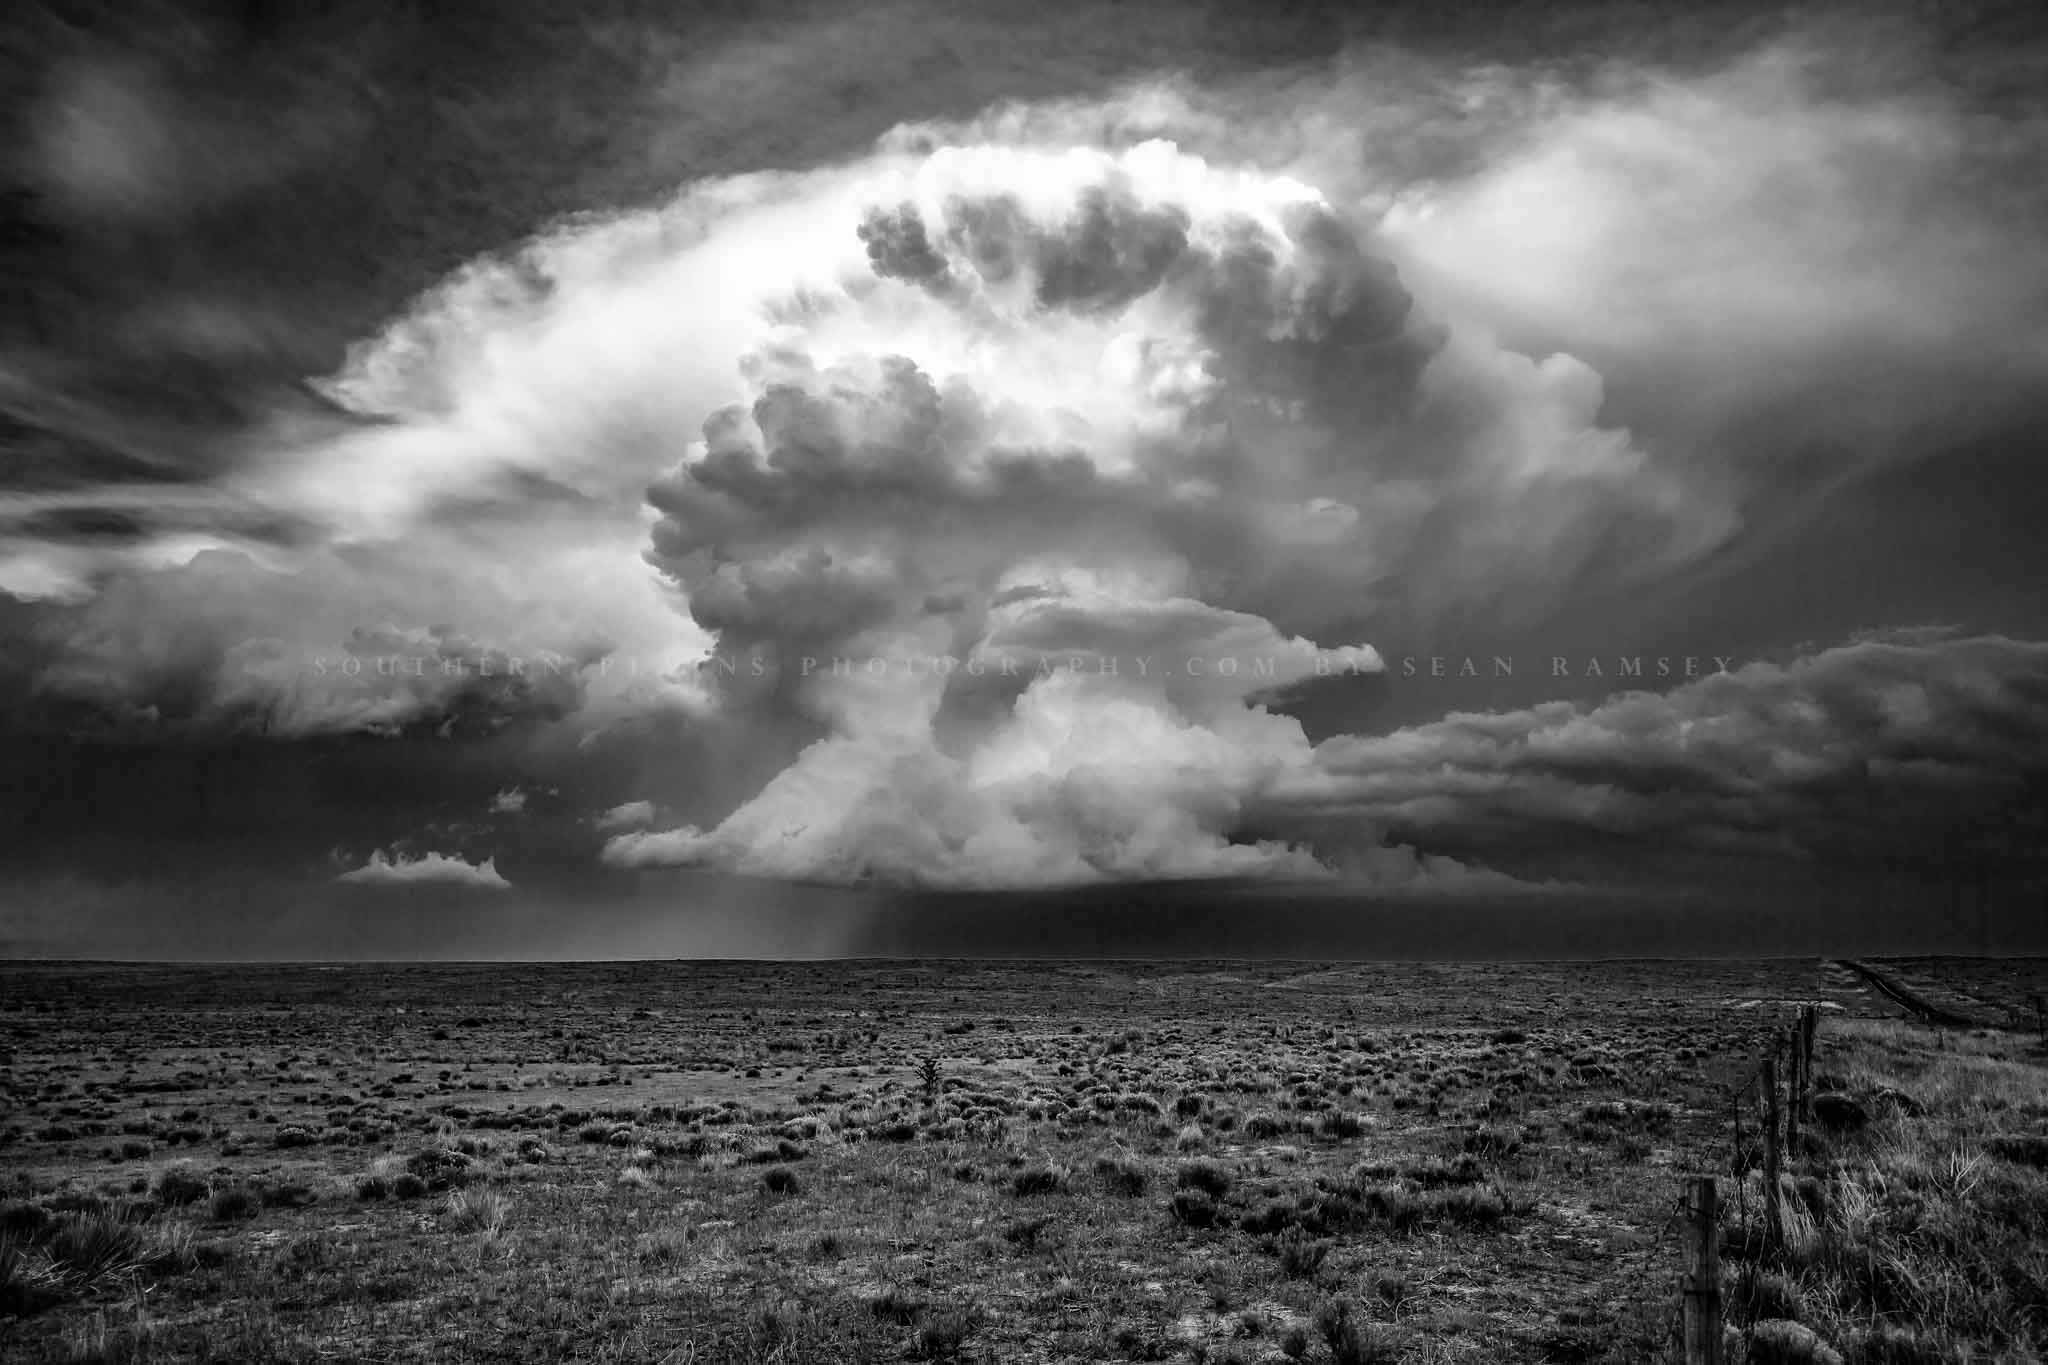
left=1269, top=632, right=2048, bottom=870
left=4, top=3, right=2046, bottom=921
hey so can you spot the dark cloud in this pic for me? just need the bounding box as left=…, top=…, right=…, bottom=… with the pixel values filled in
left=1272, top=632, right=2048, bottom=873
left=5, top=0, right=2047, bottom=930
left=857, top=204, right=954, bottom=288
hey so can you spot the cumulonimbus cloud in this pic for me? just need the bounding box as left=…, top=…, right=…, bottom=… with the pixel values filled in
left=591, top=136, right=1720, bottom=888
left=7, top=22, right=2042, bottom=893
left=336, top=848, right=512, bottom=889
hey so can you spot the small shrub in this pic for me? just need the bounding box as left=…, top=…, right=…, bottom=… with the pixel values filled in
left=1276, top=1233, right=1330, bottom=1279
left=1364, top=1184, right=1421, bottom=1235
left=1315, top=1300, right=1398, bottom=1365
left=1002, top=1215, right=1051, bottom=1250
left=151, top=1165, right=209, bottom=1208
left=1429, top=1185, right=1509, bottom=1229
left=1373, top=1274, right=1414, bottom=1312
left=1095, top=1155, right=1148, bottom=1197
left=1169, top=1189, right=1220, bottom=1228
left=44, top=1213, right=145, bottom=1287
left=1009, top=1165, right=1064, bottom=1197
left=910, top=1307, right=978, bottom=1360
left=1243, top=1111, right=1286, bottom=1139
left=261, top=1182, right=316, bottom=1210
left=403, top=1148, right=473, bottom=1192
left=871, top=1285, right=925, bottom=1325
left=1405, top=1154, right=1483, bottom=1188
left=1463, top=1126, right=1522, bottom=1159
left=1239, top=1201, right=1298, bottom=1237
left=444, top=1188, right=509, bottom=1234
left=208, top=1187, right=258, bottom=1222
left=1317, top=1111, right=1366, bottom=1140
left=1177, top=1160, right=1232, bottom=1200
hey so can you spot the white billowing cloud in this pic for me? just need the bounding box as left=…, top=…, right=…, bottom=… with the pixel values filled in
left=594, top=800, right=657, bottom=832
left=590, top=135, right=1703, bottom=888
left=888, top=36, right=2048, bottom=458
left=13, top=507, right=715, bottom=737
left=1370, top=39, right=2048, bottom=447
left=337, top=849, right=512, bottom=889
left=607, top=667, right=1340, bottom=887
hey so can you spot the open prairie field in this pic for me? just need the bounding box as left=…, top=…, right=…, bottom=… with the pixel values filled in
left=2, top=959, right=2043, bottom=1363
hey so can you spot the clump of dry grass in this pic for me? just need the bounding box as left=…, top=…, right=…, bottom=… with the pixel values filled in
left=442, top=1187, right=509, bottom=1234
left=1093, top=1153, right=1148, bottom=1196
left=1008, top=1163, right=1065, bottom=1197
left=149, top=1164, right=208, bottom=1209
left=1, top=1205, right=201, bottom=1319
left=1176, top=1159, right=1232, bottom=1200
left=1725, top=1018, right=2048, bottom=1362
left=1314, top=1299, right=1402, bottom=1364
left=207, top=1187, right=258, bottom=1222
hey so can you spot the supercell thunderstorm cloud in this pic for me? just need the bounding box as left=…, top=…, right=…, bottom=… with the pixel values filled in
left=600, top=137, right=1705, bottom=887
left=4, top=0, right=2048, bottom=954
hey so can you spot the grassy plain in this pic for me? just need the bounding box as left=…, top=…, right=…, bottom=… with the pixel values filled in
left=1, top=958, right=2043, bottom=1362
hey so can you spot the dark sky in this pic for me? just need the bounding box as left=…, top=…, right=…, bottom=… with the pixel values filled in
left=4, top=0, right=2047, bottom=958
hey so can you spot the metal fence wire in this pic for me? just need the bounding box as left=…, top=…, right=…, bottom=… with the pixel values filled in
left=1598, top=1000, right=1821, bottom=1363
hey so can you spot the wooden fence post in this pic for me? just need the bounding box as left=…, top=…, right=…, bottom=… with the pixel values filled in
left=1785, top=1021, right=1803, bottom=1157
left=1682, top=1175, right=1723, bottom=1365
left=1799, top=1005, right=1818, bottom=1126
left=1761, top=1054, right=1784, bottom=1257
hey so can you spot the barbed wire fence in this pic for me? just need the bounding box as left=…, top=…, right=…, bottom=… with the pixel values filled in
left=1597, top=995, right=1823, bottom=1364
